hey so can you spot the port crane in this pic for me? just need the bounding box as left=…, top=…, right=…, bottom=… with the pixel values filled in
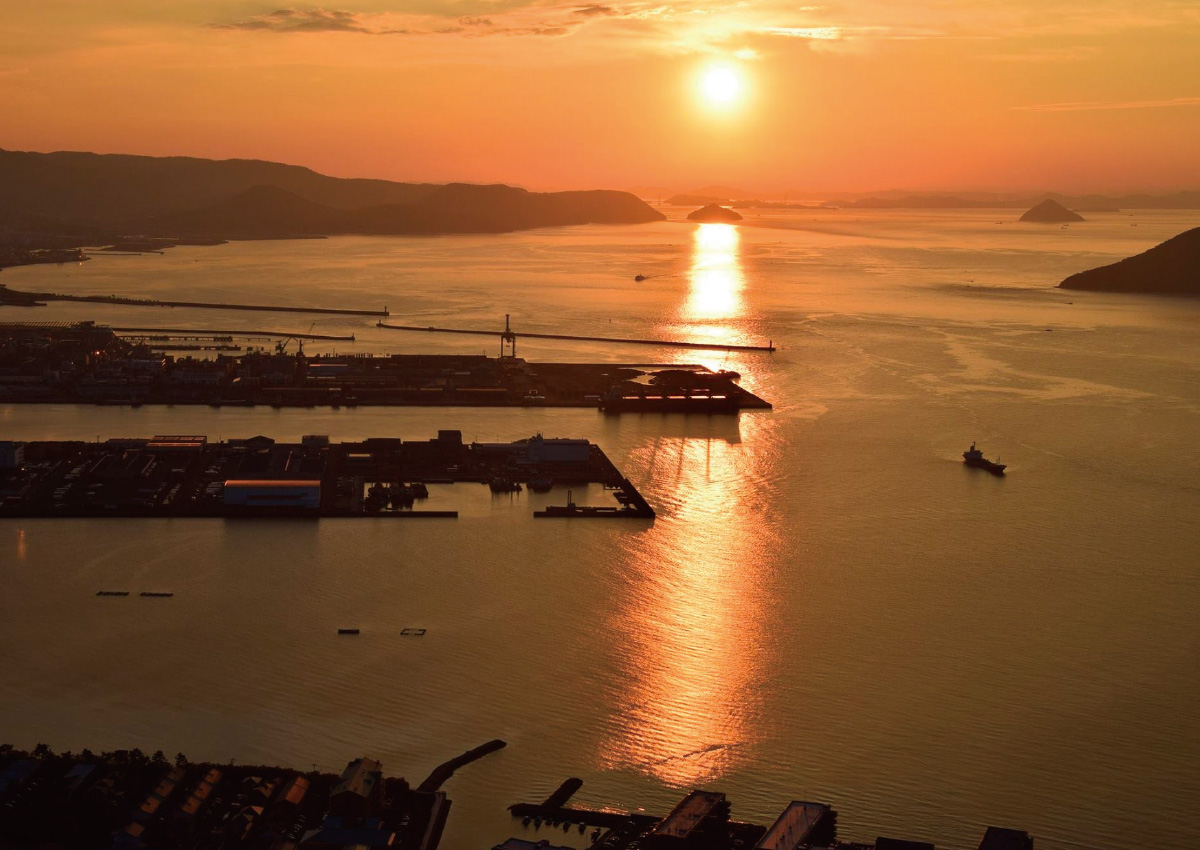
left=275, top=322, right=317, bottom=355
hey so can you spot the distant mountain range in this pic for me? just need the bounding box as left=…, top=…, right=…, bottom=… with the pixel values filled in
left=0, top=149, right=664, bottom=248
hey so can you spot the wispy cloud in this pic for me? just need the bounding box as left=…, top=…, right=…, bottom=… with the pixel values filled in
left=206, top=0, right=1200, bottom=58
left=1015, top=96, right=1200, bottom=112
left=216, top=8, right=372, bottom=33
left=214, top=6, right=584, bottom=37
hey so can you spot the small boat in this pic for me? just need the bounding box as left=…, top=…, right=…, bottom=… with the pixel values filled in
left=410, top=482, right=429, bottom=499
left=337, top=628, right=361, bottom=635
left=963, top=442, right=1006, bottom=475
left=139, top=592, right=174, bottom=598
left=529, top=477, right=553, bottom=493
left=634, top=274, right=646, bottom=281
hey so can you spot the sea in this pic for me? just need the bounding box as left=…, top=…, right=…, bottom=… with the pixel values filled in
left=1, top=208, right=1198, bottom=850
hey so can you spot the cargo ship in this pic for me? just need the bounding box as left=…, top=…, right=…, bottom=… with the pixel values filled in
left=963, top=442, right=1006, bottom=475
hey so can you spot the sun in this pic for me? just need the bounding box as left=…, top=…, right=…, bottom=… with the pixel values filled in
left=698, top=64, right=744, bottom=108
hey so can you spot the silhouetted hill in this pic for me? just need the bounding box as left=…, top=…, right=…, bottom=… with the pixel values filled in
left=0, top=149, right=436, bottom=225
left=161, top=185, right=340, bottom=237
left=1020, top=200, right=1085, bottom=222
left=686, top=204, right=743, bottom=222
left=0, top=148, right=663, bottom=242
left=1059, top=228, right=1200, bottom=295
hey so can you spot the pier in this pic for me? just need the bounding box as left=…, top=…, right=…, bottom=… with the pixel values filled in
left=377, top=317, right=776, bottom=352
left=0, top=283, right=388, bottom=317
left=0, top=431, right=654, bottom=520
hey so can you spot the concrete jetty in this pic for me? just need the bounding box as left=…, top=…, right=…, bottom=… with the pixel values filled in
left=377, top=320, right=776, bottom=352
left=0, top=283, right=387, bottom=317
left=110, top=326, right=356, bottom=341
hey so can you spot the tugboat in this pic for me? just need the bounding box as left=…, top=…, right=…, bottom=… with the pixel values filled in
left=963, top=442, right=1006, bottom=475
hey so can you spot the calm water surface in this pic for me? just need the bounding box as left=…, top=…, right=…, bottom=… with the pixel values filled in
left=2, top=209, right=1199, bottom=849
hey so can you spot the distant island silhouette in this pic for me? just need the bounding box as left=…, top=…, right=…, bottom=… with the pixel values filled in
left=0, top=148, right=664, bottom=266
left=1020, top=199, right=1085, bottom=223
left=687, top=203, right=743, bottom=222
left=1060, top=227, right=1200, bottom=296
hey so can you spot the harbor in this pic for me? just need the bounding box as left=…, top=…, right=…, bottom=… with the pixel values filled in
left=0, top=431, right=654, bottom=519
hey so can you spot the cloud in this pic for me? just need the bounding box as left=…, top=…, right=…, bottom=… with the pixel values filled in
left=213, top=4, right=589, bottom=38
left=206, top=0, right=1200, bottom=59
left=1015, top=96, right=1200, bottom=112
left=574, top=4, right=620, bottom=16
left=216, top=8, right=372, bottom=33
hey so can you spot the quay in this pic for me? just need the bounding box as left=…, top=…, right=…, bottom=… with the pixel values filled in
left=0, top=322, right=772, bottom=411
left=0, top=431, right=653, bottom=520
left=0, top=283, right=388, bottom=317
left=377, top=316, right=777, bottom=352
left=504, top=782, right=1036, bottom=850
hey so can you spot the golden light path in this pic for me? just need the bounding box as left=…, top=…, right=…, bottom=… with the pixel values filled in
left=599, top=410, right=782, bottom=787
left=684, top=223, right=746, bottom=343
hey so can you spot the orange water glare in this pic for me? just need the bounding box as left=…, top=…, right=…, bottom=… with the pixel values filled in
left=17, top=529, right=27, bottom=561
left=684, top=224, right=745, bottom=330
left=599, top=415, right=780, bottom=786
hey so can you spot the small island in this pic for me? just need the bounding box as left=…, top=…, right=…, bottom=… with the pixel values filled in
left=1059, top=226, right=1200, bottom=296
left=1019, top=199, right=1085, bottom=223
left=687, top=203, right=743, bottom=222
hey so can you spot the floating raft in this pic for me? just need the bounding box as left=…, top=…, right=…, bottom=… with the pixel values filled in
left=139, top=592, right=174, bottom=598
left=96, top=590, right=130, bottom=597
left=401, top=627, right=427, bottom=637
left=338, top=628, right=361, bottom=635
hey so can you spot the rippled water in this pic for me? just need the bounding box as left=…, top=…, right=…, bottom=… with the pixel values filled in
left=2, top=209, right=1199, bottom=849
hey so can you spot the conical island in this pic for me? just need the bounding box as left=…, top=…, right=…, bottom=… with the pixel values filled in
left=1020, top=199, right=1085, bottom=222
left=1060, top=227, right=1200, bottom=295
left=687, top=203, right=743, bottom=222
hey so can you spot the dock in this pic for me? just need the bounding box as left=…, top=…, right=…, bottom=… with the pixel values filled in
left=0, top=283, right=387, bottom=317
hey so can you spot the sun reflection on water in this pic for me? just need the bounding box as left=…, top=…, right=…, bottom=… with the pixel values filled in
left=684, top=224, right=745, bottom=332
left=599, top=415, right=781, bottom=787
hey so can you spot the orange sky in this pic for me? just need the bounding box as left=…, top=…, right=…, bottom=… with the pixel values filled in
left=2, top=2, right=1198, bottom=194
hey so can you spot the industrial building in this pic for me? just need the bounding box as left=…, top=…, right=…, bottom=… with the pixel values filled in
left=647, top=790, right=731, bottom=849
left=754, top=801, right=836, bottom=850
left=329, top=758, right=385, bottom=818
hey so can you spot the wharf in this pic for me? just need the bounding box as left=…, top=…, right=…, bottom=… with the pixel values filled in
left=0, top=431, right=653, bottom=520
left=0, top=322, right=772, bottom=412
left=0, top=283, right=387, bottom=317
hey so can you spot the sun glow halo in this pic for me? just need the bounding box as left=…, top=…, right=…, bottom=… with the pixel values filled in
left=698, top=64, right=744, bottom=108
